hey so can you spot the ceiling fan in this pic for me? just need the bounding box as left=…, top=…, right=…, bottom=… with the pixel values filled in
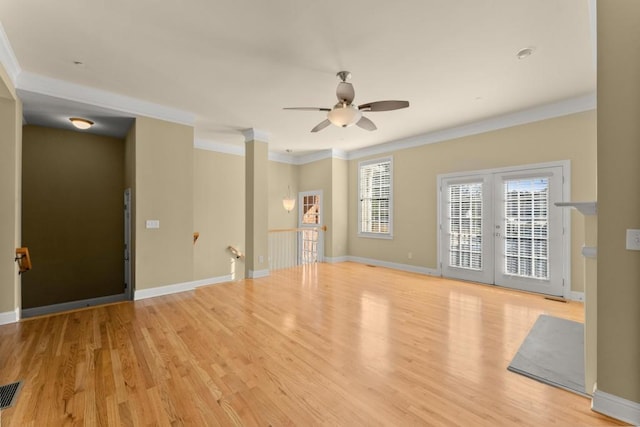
left=284, top=71, right=409, bottom=133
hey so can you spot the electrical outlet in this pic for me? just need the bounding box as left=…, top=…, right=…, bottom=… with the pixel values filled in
left=145, top=220, right=160, bottom=229
left=626, top=229, right=640, bottom=250
left=408, top=252, right=413, bottom=259
left=259, top=255, right=264, bottom=263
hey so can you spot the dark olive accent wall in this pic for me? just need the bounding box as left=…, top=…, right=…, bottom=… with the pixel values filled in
left=22, top=125, right=124, bottom=309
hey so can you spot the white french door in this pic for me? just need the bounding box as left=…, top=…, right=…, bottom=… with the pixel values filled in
left=298, top=190, right=323, bottom=264
left=441, top=176, right=494, bottom=284
left=440, top=165, right=566, bottom=296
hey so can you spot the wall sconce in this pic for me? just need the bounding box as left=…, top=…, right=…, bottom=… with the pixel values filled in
left=282, top=185, right=296, bottom=213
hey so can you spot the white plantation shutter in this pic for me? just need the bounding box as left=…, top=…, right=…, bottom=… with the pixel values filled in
left=448, top=182, right=483, bottom=270
left=359, top=157, right=392, bottom=237
left=503, top=177, right=550, bottom=279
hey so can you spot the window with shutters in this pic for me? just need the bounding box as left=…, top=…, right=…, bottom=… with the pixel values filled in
left=358, top=157, right=393, bottom=239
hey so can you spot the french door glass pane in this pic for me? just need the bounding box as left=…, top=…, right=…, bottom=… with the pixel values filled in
left=300, top=229, right=318, bottom=264
left=448, top=183, right=483, bottom=270
left=302, top=195, right=320, bottom=224
left=503, top=178, right=549, bottom=279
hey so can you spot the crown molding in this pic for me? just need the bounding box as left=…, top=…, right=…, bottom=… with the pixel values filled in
left=192, top=143, right=347, bottom=166
left=268, top=151, right=295, bottom=164
left=241, top=128, right=270, bottom=143
left=346, top=93, right=596, bottom=160
left=195, top=138, right=297, bottom=164
left=269, top=148, right=347, bottom=165
left=294, top=149, right=334, bottom=165
left=0, top=22, right=21, bottom=86
left=194, top=139, right=245, bottom=156
left=17, top=72, right=196, bottom=126
left=330, top=148, right=348, bottom=160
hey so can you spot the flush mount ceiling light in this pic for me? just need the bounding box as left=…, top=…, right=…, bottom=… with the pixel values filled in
left=516, top=47, right=535, bottom=60
left=69, top=117, right=94, bottom=130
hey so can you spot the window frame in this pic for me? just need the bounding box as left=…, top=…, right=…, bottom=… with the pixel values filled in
left=357, top=156, right=393, bottom=239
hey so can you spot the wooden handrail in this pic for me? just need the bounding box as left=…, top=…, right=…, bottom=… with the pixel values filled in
left=15, top=247, right=32, bottom=274
left=268, top=225, right=327, bottom=233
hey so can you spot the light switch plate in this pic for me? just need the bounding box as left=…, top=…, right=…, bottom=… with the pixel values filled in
left=626, top=229, right=640, bottom=250
left=146, top=220, right=160, bottom=229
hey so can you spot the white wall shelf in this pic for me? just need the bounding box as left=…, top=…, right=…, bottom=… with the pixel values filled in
left=555, top=201, right=597, bottom=216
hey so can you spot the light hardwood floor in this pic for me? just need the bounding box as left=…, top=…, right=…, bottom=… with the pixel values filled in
left=0, top=262, right=625, bottom=426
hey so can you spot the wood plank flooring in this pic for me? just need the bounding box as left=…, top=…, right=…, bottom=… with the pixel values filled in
left=0, top=262, right=625, bottom=426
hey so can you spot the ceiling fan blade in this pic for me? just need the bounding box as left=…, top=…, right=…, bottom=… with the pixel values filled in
left=284, top=107, right=331, bottom=111
left=358, top=100, right=409, bottom=112
left=336, top=82, right=355, bottom=104
left=311, top=119, right=331, bottom=133
left=356, top=116, right=377, bottom=131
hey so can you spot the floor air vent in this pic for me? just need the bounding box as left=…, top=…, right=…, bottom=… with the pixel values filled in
left=0, top=381, right=23, bottom=410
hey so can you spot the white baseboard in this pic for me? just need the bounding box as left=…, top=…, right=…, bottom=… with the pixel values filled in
left=346, top=256, right=439, bottom=276
left=134, top=275, right=232, bottom=301
left=192, top=275, right=233, bottom=288
left=592, top=388, right=640, bottom=425
left=570, top=291, right=585, bottom=302
left=0, top=309, right=19, bottom=325
left=324, top=256, right=349, bottom=263
left=247, top=269, right=270, bottom=279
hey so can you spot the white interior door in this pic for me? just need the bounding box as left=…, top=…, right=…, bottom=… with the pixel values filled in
left=440, top=165, right=566, bottom=296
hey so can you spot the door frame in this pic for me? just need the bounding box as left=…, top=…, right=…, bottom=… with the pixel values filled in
left=124, top=188, right=133, bottom=300
left=437, top=160, right=571, bottom=298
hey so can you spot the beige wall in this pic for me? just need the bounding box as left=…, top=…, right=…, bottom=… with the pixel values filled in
left=330, top=158, right=349, bottom=259
left=348, top=111, right=596, bottom=292
left=597, top=0, right=640, bottom=404
left=21, top=126, right=125, bottom=308
left=194, top=149, right=245, bottom=280
left=134, top=117, right=194, bottom=290
left=245, top=140, right=269, bottom=275
left=0, top=65, right=21, bottom=315
left=269, top=160, right=298, bottom=230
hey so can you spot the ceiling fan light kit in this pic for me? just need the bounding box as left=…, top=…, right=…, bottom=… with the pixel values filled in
left=327, top=104, right=362, bottom=127
left=285, top=71, right=409, bottom=133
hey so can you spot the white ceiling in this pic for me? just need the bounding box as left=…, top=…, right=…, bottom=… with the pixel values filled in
left=0, top=0, right=595, bottom=155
